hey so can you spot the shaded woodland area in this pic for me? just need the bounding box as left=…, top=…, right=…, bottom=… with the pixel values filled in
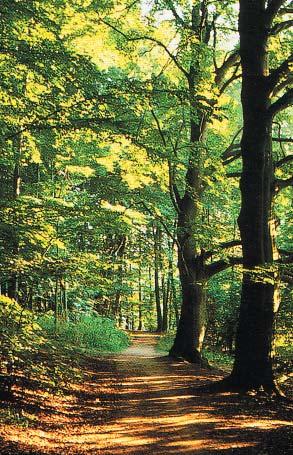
left=0, top=0, right=292, bottom=453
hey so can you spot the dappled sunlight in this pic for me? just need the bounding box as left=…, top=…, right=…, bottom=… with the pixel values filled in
left=0, top=333, right=291, bottom=454
left=237, top=419, right=293, bottom=430
left=118, top=413, right=224, bottom=427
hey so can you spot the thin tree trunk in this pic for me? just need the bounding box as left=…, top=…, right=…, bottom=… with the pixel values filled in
left=54, top=278, right=59, bottom=331
left=161, top=274, right=168, bottom=332
left=138, top=239, right=143, bottom=330
left=113, top=236, right=126, bottom=319
left=8, top=137, right=22, bottom=301
left=153, top=224, right=163, bottom=332
left=138, top=249, right=143, bottom=330
left=171, top=276, right=180, bottom=327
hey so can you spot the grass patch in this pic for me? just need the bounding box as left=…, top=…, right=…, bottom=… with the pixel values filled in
left=203, top=350, right=233, bottom=369
left=38, top=312, right=130, bottom=354
left=156, top=331, right=175, bottom=353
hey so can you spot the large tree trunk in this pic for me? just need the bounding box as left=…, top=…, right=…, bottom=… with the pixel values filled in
left=168, top=1, right=213, bottom=362
left=169, top=71, right=207, bottom=362
left=164, top=2, right=240, bottom=363
left=224, top=0, right=281, bottom=393
left=169, top=242, right=208, bottom=363
left=169, top=162, right=207, bottom=363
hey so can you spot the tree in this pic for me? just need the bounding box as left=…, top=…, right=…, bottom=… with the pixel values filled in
left=150, top=1, right=241, bottom=363
left=216, top=0, right=292, bottom=393
left=62, top=0, right=247, bottom=356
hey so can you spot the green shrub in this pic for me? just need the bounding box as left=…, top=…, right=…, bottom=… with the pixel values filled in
left=202, top=350, right=233, bottom=369
left=0, top=296, right=43, bottom=374
left=38, top=312, right=130, bottom=353
left=156, top=332, right=175, bottom=353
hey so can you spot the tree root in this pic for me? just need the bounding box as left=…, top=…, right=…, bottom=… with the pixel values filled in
left=195, top=375, right=291, bottom=401
left=168, top=349, right=211, bottom=368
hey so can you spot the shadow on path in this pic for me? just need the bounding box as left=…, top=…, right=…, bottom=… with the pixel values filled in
left=0, top=332, right=292, bottom=454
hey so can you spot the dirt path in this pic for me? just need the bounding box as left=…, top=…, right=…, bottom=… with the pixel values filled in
left=0, top=333, right=292, bottom=454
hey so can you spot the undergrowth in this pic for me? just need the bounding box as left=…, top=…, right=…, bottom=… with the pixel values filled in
left=156, top=332, right=293, bottom=374
left=156, top=332, right=233, bottom=369
left=0, top=297, right=129, bottom=424
left=38, top=312, right=130, bottom=353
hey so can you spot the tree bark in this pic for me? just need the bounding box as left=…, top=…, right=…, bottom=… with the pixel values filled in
left=223, top=0, right=282, bottom=393
left=169, top=247, right=208, bottom=363
left=169, top=47, right=208, bottom=362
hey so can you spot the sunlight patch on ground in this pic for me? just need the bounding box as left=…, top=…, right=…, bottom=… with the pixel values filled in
left=0, top=334, right=291, bottom=455
left=166, top=440, right=254, bottom=450
left=238, top=419, right=293, bottom=429
left=119, top=413, right=223, bottom=426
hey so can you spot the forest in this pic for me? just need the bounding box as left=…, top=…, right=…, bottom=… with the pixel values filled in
left=0, top=1, right=292, bottom=454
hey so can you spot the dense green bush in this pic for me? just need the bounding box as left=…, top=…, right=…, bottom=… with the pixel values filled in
left=38, top=311, right=130, bottom=352
left=0, top=296, right=44, bottom=395
left=0, top=296, right=43, bottom=373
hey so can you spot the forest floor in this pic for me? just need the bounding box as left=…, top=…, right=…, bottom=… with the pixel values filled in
left=0, top=332, right=292, bottom=455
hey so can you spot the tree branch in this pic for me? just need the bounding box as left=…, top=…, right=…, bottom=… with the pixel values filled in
left=274, top=176, right=293, bottom=192
left=268, top=54, right=293, bottom=89
left=165, top=0, right=190, bottom=29
left=272, top=74, right=293, bottom=96
left=206, top=256, right=242, bottom=278
left=150, top=109, right=167, bottom=147
left=221, top=137, right=242, bottom=166
left=167, top=160, right=181, bottom=213
left=16, top=117, right=133, bottom=137
left=215, top=50, right=240, bottom=88
left=101, top=19, right=189, bottom=78
left=272, top=136, right=293, bottom=143
left=270, top=19, right=293, bottom=34
left=279, top=7, right=293, bottom=15
left=275, top=155, right=293, bottom=167
left=204, top=239, right=241, bottom=260
left=227, top=172, right=241, bottom=178
left=219, top=71, right=241, bottom=95
left=223, top=153, right=241, bottom=166
left=222, top=142, right=241, bottom=160
left=268, top=88, right=293, bottom=117
left=266, top=0, right=286, bottom=23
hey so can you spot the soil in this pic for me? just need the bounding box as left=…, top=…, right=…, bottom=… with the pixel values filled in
left=0, top=332, right=292, bottom=454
